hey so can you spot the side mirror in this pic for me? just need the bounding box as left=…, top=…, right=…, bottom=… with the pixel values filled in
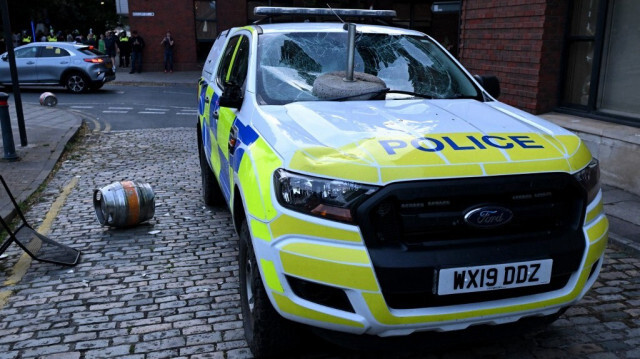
left=218, top=82, right=244, bottom=109
left=474, top=75, right=500, bottom=99
left=1, top=54, right=7, bottom=61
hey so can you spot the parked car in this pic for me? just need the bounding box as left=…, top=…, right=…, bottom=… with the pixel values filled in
left=197, top=7, right=608, bottom=358
left=0, top=42, right=115, bottom=93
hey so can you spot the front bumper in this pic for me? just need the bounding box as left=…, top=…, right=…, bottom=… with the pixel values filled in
left=250, top=189, right=608, bottom=337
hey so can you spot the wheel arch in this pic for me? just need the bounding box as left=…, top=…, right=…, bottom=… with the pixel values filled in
left=232, top=185, right=246, bottom=235
left=59, top=67, right=90, bottom=85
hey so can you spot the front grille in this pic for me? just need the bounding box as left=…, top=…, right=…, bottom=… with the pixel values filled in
left=355, top=173, right=586, bottom=309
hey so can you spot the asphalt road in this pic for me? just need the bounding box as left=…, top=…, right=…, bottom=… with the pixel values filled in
left=11, top=84, right=197, bottom=131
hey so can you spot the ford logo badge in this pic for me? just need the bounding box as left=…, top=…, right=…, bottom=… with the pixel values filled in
left=464, top=206, right=513, bottom=228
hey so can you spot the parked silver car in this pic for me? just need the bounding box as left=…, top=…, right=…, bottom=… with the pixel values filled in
left=0, top=42, right=115, bottom=93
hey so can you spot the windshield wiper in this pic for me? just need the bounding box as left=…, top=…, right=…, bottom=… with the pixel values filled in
left=322, top=88, right=433, bottom=101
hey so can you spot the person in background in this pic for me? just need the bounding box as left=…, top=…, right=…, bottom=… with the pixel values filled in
left=104, top=31, right=119, bottom=70
left=86, top=33, right=97, bottom=47
left=21, top=30, right=31, bottom=44
left=118, top=32, right=131, bottom=69
left=129, top=30, right=145, bottom=74
left=98, top=33, right=106, bottom=52
left=160, top=30, right=174, bottom=73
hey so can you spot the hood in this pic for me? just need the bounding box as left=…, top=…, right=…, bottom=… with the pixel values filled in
left=254, top=99, right=591, bottom=184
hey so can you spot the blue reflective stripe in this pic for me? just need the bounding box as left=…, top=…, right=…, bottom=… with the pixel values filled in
left=232, top=147, right=245, bottom=173
left=198, top=84, right=207, bottom=115
left=235, top=119, right=259, bottom=146
left=218, top=146, right=232, bottom=202
left=209, top=93, right=220, bottom=135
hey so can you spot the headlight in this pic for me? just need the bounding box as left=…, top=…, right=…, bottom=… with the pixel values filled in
left=274, top=169, right=378, bottom=223
left=574, top=158, right=600, bottom=204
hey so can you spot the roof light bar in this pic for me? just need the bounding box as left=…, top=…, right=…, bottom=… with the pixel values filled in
left=254, top=6, right=396, bottom=18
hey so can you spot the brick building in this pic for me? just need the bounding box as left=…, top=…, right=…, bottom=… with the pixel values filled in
left=123, top=0, right=638, bottom=127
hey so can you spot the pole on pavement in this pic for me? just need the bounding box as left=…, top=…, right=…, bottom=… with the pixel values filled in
left=0, top=0, right=28, bottom=147
left=0, top=92, right=18, bottom=161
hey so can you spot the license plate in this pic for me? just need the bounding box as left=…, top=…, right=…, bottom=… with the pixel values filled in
left=437, top=259, right=553, bottom=295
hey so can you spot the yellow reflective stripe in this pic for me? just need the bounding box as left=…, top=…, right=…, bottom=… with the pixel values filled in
left=556, top=135, right=591, bottom=171
left=225, top=37, right=243, bottom=83
left=250, top=219, right=271, bottom=242
left=217, top=107, right=235, bottom=161
left=281, top=252, right=378, bottom=291
left=567, top=143, right=592, bottom=172
left=270, top=214, right=361, bottom=243
left=208, top=126, right=221, bottom=176
left=250, top=137, right=282, bottom=220
left=585, top=198, right=604, bottom=224
left=272, top=292, right=364, bottom=328
left=240, top=26, right=256, bottom=34
left=381, top=164, right=482, bottom=182
left=585, top=220, right=608, bottom=266
left=506, top=134, right=565, bottom=161
left=260, top=259, right=283, bottom=293
left=586, top=216, right=609, bottom=244
left=484, top=159, right=570, bottom=175
left=281, top=242, right=369, bottom=265
left=289, top=150, right=379, bottom=183
left=239, top=155, right=267, bottom=220
left=363, top=215, right=609, bottom=325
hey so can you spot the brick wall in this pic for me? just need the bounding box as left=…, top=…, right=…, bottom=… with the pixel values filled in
left=216, top=1, right=248, bottom=34
left=128, top=0, right=199, bottom=71
left=459, top=0, right=569, bottom=114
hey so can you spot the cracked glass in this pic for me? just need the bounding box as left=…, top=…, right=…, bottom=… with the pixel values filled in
left=256, top=32, right=479, bottom=105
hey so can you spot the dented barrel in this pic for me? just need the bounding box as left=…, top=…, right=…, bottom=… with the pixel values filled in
left=94, top=181, right=155, bottom=227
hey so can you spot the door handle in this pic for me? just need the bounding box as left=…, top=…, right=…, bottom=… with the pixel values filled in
left=212, top=109, right=219, bottom=119
left=26, top=61, right=35, bottom=65
left=60, top=61, right=69, bottom=64
left=205, top=96, right=210, bottom=104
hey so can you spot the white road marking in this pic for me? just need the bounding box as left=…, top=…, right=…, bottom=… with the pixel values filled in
left=138, top=111, right=166, bottom=115
left=102, top=110, right=129, bottom=114
left=145, top=108, right=169, bottom=111
left=70, top=105, right=94, bottom=109
left=176, top=113, right=196, bottom=116
left=108, top=107, right=133, bottom=110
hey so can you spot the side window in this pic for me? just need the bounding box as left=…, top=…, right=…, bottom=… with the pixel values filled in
left=216, top=35, right=250, bottom=89
left=40, top=47, right=70, bottom=58
left=15, top=47, right=37, bottom=58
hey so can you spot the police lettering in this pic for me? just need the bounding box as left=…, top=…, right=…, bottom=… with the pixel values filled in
left=379, top=135, right=543, bottom=155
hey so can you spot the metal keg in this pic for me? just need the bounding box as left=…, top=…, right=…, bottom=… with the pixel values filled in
left=94, top=181, right=155, bottom=227
left=39, top=92, right=57, bottom=107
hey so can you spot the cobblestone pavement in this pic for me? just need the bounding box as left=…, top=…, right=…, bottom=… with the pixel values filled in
left=0, top=128, right=639, bottom=359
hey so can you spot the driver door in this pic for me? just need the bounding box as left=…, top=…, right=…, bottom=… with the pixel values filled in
left=209, top=32, right=252, bottom=202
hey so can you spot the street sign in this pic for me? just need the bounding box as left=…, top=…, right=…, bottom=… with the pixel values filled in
left=132, top=12, right=155, bottom=17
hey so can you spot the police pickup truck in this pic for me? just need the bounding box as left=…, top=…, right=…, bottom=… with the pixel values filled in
left=196, top=7, right=608, bottom=357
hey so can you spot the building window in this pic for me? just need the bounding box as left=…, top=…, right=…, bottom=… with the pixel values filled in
left=195, top=0, right=217, bottom=61
left=562, top=0, right=640, bottom=122
left=596, top=0, right=640, bottom=119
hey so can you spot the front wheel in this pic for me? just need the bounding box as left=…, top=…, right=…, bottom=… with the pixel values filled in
left=238, top=221, right=301, bottom=358
left=64, top=72, right=89, bottom=93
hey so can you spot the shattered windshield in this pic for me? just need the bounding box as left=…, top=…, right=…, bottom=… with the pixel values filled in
left=256, top=31, right=480, bottom=105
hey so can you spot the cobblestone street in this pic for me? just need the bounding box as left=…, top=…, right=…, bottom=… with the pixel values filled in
left=0, top=128, right=639, bottom=358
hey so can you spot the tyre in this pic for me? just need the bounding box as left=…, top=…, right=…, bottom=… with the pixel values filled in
left=239, top=221, right=301, bottom=358
left=64, top=72, right=89, bottom=93
left=198, top=128, right=223, bottom=206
